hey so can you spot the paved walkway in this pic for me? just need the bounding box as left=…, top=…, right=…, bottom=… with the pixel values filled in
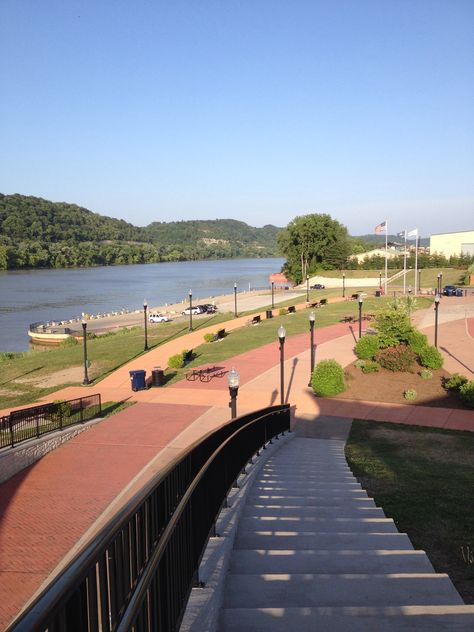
left=1, top=297, right=473, bottom=628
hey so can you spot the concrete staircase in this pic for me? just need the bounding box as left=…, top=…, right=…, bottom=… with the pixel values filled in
left=218, top=437, right=474, bottom=631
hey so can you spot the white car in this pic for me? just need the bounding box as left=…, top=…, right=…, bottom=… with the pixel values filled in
left=182, top=306, right=203, bottom=315
left=149, top=313, right=170, bottom=323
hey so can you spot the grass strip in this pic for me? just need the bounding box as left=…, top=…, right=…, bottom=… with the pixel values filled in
left=345, top=420, right=474, bottom=603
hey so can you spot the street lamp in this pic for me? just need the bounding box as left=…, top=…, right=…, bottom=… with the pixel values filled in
left=143, top=299, right=148, bottom=351
left=439, top=272, right=443, bottom=294
left=271, top=281, right=275, bottom=309
left=418, top=269, right=421, bottom=294
left=306, top=275, right=310, bottom=302
left=434, top=295, right=440, bottom=348
left=81, top=319, right=90, bottom=385
left=234, top=283, right=238, bottom=317
left=358, top=296, right=363, bottom=339
left=188, top=289, right=193, bottom=331
left=278, top=325, right=286, bottom=405
left=227, top=367, right=240, bottom=419
left=379, top=272, right=382, bottom=289
left=308, top=311, right=315, bottom=386
left=342, top=272, right=346, bottom=298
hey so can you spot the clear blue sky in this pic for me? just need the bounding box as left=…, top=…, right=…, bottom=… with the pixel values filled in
left=1, top=0, right=472, bottom=236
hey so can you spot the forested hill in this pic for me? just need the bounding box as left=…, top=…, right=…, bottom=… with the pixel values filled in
left=0, top=194, right=281, bottom=269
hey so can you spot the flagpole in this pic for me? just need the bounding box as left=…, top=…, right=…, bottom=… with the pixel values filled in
left=403, top=229, right=407, bottom=295
left=384, top=219, right=388, bottom=295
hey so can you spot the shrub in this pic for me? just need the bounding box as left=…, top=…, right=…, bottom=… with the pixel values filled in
left=459, top=381, right=474, bottom=408
left=419, top=345, right=443, bottom=370
left=355, top=334, right=381, bottom=360
left=362, top=361, right=380, bottom=374
left=278, top=308, right=286, bottom=316
left=405, top=329, right=429, bottom=355
left=375, top=299, right=413, bottom=348
left=60, top=336, right=79, bottom=347
left=445, top=373, right=468, bottom=391
left=311, top=359, right=346, bottom=397
left=404, top=389, right=417, bottom=401
left=168, top=353, right=185, bottom=369
left=420, top=369, right=433, bottom=379
left=375, top=344, right=416, bottom=372
left=203, top=333, right=215, bottom=343
left=355, top=359, right=366, bottom=369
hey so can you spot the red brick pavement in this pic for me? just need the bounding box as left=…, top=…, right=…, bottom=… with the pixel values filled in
left=0, top=402, right=209, bottom=630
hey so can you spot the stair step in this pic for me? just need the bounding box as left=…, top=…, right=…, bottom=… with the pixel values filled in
left=243, top=505, right=385, bottom=518
left=219, top=605, right=474, bottom=632
left=222, top=573, right=463, bottom=609
left=246, top=494, right=373, bottom=506
left=229, top=549, right=435, bottom=574
left=239, top=517, right=398, bottom=533
left=234, top=532, right=414, bottom=550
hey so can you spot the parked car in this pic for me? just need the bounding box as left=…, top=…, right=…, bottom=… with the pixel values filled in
left=182, top=306, right=204, bottom=315
left=148, top=313, right=170, bottom=323
left=310, top=283, right=325, bottom=290
left=443, top=285, right=457, bottom=296
left=201, top=303, right=218, bottom=313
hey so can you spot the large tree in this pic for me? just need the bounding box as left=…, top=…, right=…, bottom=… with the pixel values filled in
left=278, top=213, right=351, bottom=283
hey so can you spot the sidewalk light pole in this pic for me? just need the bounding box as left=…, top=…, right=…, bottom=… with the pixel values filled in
left=278, top=325, right=286, bottom=405
left=234, top=283, right=238, bottom=317
left=379, top=272, right=382, bottom=289
left=418, top=269, right=421, bottom=294
left=81, top=319, right=90, bottom=385
left=342, top=272, right=345, bottom=298
left=227, top=367, right=240, bottom=419
left=188, top=289, right=193, bottom=331
left=434, top=295, right=440, bottom=348
left=308, top=311, right=316, bottom=385
left=306, top=275, right=310, bottom=302
left=271, top=281, right=275, bottom=309
left=439, top=272, right=443, bottom=294
left=358, top=296, right=363, bottom=339
left=143, top=299, right=148, bottom=351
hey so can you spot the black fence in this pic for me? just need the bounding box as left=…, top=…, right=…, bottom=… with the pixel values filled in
left=0, top=395, right=102, bottom=449
left=8, top=404, right=290, bottom=632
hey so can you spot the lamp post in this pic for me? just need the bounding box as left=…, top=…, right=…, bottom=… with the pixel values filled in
left=143, top=299, right=148, bottom=351
left=306, top=275, right=310, bottom=302
left=271, top=281, right=275, bottom=309
left=188, top=289, right=193, bottom=331
left=81, top=319, right=90, bottom=385
left=434, top=295, right=440, bottom=348
left=227, top=367, right=240, bottom=419
left=379, top=272, right=382, bottom=289
left=418, top=269, right=421, bottom=294
left=439, top=272, right=443, bottom=294
left=342, top=272, right=346, bottom=298
left=358, top=296, right=363, bottom=339
left=308, top=311, right=315, bottom=386
left=278, top=325, right=286, bottom=406
left=234, top=283, right=238, bottom=317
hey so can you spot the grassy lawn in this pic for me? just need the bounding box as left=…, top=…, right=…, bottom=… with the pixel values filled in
left=315, top=267, right=464, bottom=287
left=163, top=296, right=433, bottom=385
left=345, top=420, right=474, bottom=603
left=0, top=295, right=433, bottom=409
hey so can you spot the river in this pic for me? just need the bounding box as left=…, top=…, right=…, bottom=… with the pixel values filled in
left=0, top=258, right=285, bottom=352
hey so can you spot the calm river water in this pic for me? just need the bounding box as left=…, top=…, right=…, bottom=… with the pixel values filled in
left=0, top=258, right=284, bottom=352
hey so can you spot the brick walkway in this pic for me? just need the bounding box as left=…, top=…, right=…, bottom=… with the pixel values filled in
left=1, top=298, right=473, bottom=628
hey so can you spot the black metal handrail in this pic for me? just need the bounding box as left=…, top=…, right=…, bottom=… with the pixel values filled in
left=0, top=395, right=102, bottom=449
left=7, top=404, right=290, bottom=632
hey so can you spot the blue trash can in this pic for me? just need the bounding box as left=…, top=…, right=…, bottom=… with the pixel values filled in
left=129, top=369, right=147, bottom=391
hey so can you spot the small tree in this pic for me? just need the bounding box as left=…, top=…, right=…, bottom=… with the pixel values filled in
left=311, top=359, right=346, bottom=396
left=375, top=298, right=413, bottom=348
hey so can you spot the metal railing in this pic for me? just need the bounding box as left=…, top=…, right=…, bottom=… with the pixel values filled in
left=7, top=404, right=290, bottom=632
left=0, top=395, right=102, bottom=449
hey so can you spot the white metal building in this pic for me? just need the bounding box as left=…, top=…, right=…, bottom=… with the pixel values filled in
left=430, top=230, right=474, bottom=257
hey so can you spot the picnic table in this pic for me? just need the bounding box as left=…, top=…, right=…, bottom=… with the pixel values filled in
left=185, top=366, right=226, bottom=382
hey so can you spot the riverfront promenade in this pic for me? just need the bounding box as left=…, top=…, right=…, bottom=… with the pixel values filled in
left=0, top=297, right=473, bottom=628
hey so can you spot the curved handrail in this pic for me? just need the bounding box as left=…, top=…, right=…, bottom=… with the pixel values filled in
left=8, top=404, right=290, bottom=632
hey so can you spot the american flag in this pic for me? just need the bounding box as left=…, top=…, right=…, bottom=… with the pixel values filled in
left=374, top=221, right=387, bottom=234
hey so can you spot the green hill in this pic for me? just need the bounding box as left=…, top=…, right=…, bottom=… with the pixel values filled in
left=0, top=194, right=282, bottom=269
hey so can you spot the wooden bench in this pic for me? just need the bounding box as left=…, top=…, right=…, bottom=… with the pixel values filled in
left=319, top=298, right=327, bottom=306
left=247, top=315, right=261, bottom=326
left=212, top=328, right=226, bottom=341
left=341, top=315, right=354, bottom=323
left=351, top=293, right=359, bottom=300
left=287, top=305, right=296, bottom=314
left=307, top=301, right=319, bottom=308
left=185, top=365, right=225, bottom=382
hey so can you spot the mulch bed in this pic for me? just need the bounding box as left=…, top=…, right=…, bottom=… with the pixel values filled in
left=336, top=362, right=464, bottom=408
